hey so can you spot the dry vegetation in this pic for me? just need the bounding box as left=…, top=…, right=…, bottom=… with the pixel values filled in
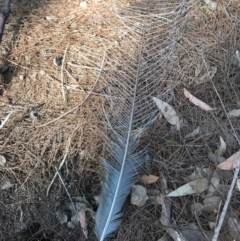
left=1, top=0, right=240, bottom=240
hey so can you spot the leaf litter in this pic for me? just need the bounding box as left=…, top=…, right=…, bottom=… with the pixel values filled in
left=1, top=1, right=239, bottom=240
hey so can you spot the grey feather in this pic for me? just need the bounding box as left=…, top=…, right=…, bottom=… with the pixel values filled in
left=95, top=0, right=195, bottom=240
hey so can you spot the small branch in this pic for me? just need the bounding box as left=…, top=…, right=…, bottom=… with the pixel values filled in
left=0, top=0, right=11, bottom=43
left=149, top=172, right=187, bottom=241
left=212, top=160, right=240, bottom=241
left=46, top=137, right=71, bottom=196
left=54, top=167, right=77, bottom=214
left=61, top=44, right=69, bottom=102
left=0, top=112, right=12, bottom=129
left=64, top=68, right=85, bottom=92
left=201, top=52, right=240, bottom=146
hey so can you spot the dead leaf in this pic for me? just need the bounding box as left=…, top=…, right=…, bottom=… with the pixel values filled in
left=191, top=196, right=220, bottom=215
left=208, top=171, right=220, bottom=195
left=184, top=88, right=213, bottom=111
left=208, top=152, right=226, bottom=165
left=202, top=196, right=221, bottom=212
left=208, top=222, right=216, bottom=230
left=152, top=97, right=180, bottom=130
left=167, top=178, right=209, bottom=197
left=218, top=150, right=240, bottom=170
left=204, top=0, right=218, bottom=11
left=183, top=167, right=211, bottom=182
left=131, top=185, right=149, bottom=207
left=158, top=235, right=170, bottom=241
left=185, top=127, right=200, bottom=139
left=191, top=203, right=203, bottom=215
left=228, top=218, right=240, bottom=241
left=30, top=111, right=38, bottom=124
left=1, top=181, right=14, bottom=190
left=217, top=136, right=226, bottom=156
left=56, top=196, right=92, bottom=238
left=228, top=109, right=240, bottom=118
left=78, top=210, right=88, bottom=239
left=181, top=223, right=206, bottom=241
left=236, top=179, right=240, bottom=191
left=0, top=155, right=6, bottom=166
left=141, top=175, right=159, bottom=184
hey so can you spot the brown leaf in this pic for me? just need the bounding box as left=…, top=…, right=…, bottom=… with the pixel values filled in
left=141, top=175, right=159, bottom=184
left=218, top=150, right=240, bottom=170
left=184, top=88, right=213, bottom=111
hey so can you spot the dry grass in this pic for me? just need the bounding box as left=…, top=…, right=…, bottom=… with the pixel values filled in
left=1, top=0, right=240, bottom=240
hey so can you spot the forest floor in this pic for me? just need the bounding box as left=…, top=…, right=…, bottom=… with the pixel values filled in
left=1, top=0, right=240, bottom=241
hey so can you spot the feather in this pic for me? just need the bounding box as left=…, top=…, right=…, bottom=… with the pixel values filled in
left=95, top=0, right=194, bottom=240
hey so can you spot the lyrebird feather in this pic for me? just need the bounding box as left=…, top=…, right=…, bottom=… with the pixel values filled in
left=95, top=0, right=195, bottom=240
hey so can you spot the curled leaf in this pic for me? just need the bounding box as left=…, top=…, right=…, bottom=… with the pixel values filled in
left=204, top=0, right=218, bottom=11
left=185, top=127, right=200, bottom=139
left=152, top=97, right=180, bottom=130
left=236, top=179, right=240, bottom=192
left=141, top=175, right=159, bottom=184
left=218, top=150, right=240, bottom=170
left=228, top=109, right=240, bottom=118
left=0, top=155, right=6, bottom=166
left=184, top=88, right=213, bottom=111
left=217, top=136, right=226, bottom=156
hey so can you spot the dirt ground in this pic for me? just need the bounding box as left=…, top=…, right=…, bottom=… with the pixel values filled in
left=1, top=0, right=240, bottom=240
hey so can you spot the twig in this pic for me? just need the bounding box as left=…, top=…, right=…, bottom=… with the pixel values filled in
left=212, top=160, right=240, bottom=241
left=67, top=62, right=101, bottom=70
left=61, top=44, right=69, bottom=102
left=7, top=60, right=29, bottom=69
left=46, top=73, right=118, bottom=98
left=0, top=112, right=12, bottom=129
left=149, top=172, right=187, bottom=241
left=54, top=167, right=77, bottom=214
left=38, top=49, right=106, bottom=127
left=64, top=68, right=85, bottom=92
left=201, top=52, right=240, bottom=146
left=46, top=137, right=71, bottom=196
left=0, top=0, right=11, bottom=43
left=22, top=145, right=45, bottom=166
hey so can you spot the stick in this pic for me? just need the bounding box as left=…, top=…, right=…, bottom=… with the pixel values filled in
left=0, top=111, right=12, bottom=129
left=64, top=68, right=85, bottom=92
left=46, top=137, right=71, bottom=196
left=212, top=160, right=240, bottom=241
left=54, top=167, right=77, bottom=214
left=46, top=73, right=119, bottom=98
left=201, top=52, right=240, bottom=146
left=0, top=0, right=11, bottom=43
left=149, top=172, right=187, bottom=241
left=38, top=49, right=106, bottom=128
left=61, top=44, right=69, bottom=102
